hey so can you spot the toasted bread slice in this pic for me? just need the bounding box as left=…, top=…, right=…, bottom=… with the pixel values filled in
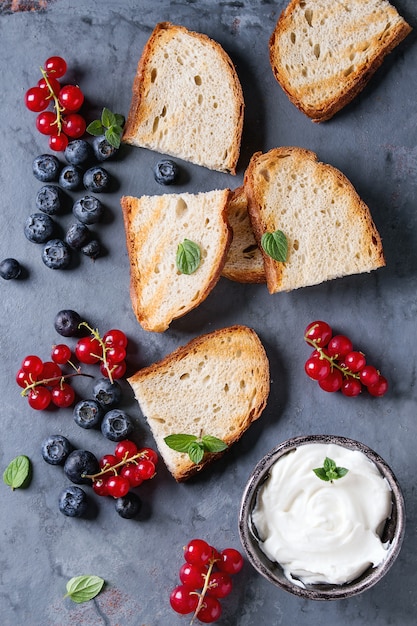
left=269, top=0, right=412, bottom=122
left=120, top=190, right=232, bottom=332
left=122, top=21, right=244, bottom=173
left=222, top=187, right=266, bottom=284
left=244, top=147, right=385, bottom=294
left=128, top=325, right=270, bottom=481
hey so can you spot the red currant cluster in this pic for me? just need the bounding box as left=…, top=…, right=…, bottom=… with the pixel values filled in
left=170, top=539, right=243, bottom=624
left=89, top=440, right=158, bottom=498
left=75, top=324, right=127, bottom=381
left=304, top=320, right=388, bottom=397
left=24, top=55, right=86, bottom=151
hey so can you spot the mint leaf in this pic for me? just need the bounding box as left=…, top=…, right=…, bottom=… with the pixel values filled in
left=64, top=575, right=104, bottom=604
left=3, top=455, right=31, bottom=490
left=164, top=434, right=198, bottom=453
left=86, top=119, right=104, bottom=136
left=261, top=230, right=288, bottom=262
left=188, top=441, right=205, bottom=465
left=114, top=113, right=125, bottom=127
left=101, top=107, right=117, bottom=128
left=105, top=126, right=122, bottom=149
left=176, top=239, right=201, bottom=274
left=201, top=435, right=228, bottom=453
left=313, top=467, right=330, bottom=481
left=313, top=457, right=349, bottom=483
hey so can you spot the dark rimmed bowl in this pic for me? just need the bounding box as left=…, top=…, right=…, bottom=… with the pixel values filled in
left=238, top=434, right=405, bottom=600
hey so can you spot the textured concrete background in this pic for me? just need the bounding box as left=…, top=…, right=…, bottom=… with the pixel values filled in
left=1, top=1, right=416, bottom=624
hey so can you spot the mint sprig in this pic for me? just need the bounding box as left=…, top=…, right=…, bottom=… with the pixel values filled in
left=261, top=230, right=288, bottom=262
left=64, top=575, right=104, bottom=604
left=313, top=457, right=349, bottom=482
left=3, top=455, right=31, bottom=490
left=86, top=107, right=125, bottom=148
left=164, top=434, right=227, bottom=465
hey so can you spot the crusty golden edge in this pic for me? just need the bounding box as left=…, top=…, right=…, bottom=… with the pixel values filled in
left=244, top=147, right=385, bottom=294
left=120, top=191, right=233, bottom=332
left=122, top=21, right=245, bottom=174
left=128, top=325, right=270, bottom=481
left=269, top=1, right=412, bottom=122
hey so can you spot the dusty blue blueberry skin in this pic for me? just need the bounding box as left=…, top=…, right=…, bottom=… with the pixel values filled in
left=41, top=434, right=73, bottom=465
left=93, top=135, right=119, bottom=161
left=81, top=239, right=101, bottom=259
left=59, top=164, right=83, bottom=191
left=154, top=159, right=179, bottom=185
left=115, top=492, right=142, bottom=519
left=101, top=409, right=133, bottom=442
left=42, top=239, right=71, bottom=269
left=73, top=399, right=104, bottom=429
left=35, top=185, right=64, bottom=215
left=24, top=212, right=55, bottom=243
left=64, top=139, right=93, bottom=166
left=64, top=449, right=100, bottom=484
left=33, top=154, right=61, bottom=182
left=72, top=195, right=104, bottom=224
left=65, top=222, right=91, bottom=249
left=54, top=309, right=82, bottom=337
left=0, top=258, right=21, bottom=280
left=83, top=166, right=110, bottom=193
left=92, top=378, right=122, bottom=409
left=58, top=485, right=88, bottom=517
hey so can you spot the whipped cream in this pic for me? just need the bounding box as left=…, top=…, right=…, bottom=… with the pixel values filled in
left=252, top=442, right=392, bottom=586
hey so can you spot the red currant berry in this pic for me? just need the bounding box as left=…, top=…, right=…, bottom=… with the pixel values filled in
left=359, top=365, right=380, bottom=387
left=138, top=447, right=158, bottom=465
left=106, top=475, right=130, bottom=498
left=51, top=343, right=72, bottom=365
left=114, top=440, right=138, bottom=461
left=207, top=571, right=233, bottom=598
left=22, top=355, right=44, bottom=377
left=75, top=336, right=102, bottom=364
left=341, top=378, right=362, bottom=397
left=24, top=86, right=49, bottom=112
left=135, top=459, right=156, bottom=481
left=103, top=329, right=128, bottom=348
left=49, top=133, right=69, bottom=152
left=16, top=368, right=36, bottom=388
left=368, top=375, right=388, bottom=397
left=179, top=562, right=207, bottom=589
left=184, top=539, right=212, bottom=566
left=196, top=595, right=222, bottom=623
left=304, top=355, right=331, bottom=381
left=28, top=386, right=51, bottom=410
left=62, top=113, right=86, bottom=138
left=304, top=321, right=332, bottom=347
left=51, top=382, right=75, bottom=408
left=58, top=85, right=84, bottom=112
left=169, top=585, right=199, bottom=615
left=120, top=463, right=143, bottom=488
left=36, top=110, right=57, bottom=135
left=100, top=360, right=126, bottom=380
left=44, top=56, right=67, bottom=78
left=38, top=76, right=61, bottom=95
left=41, top=361, right=62, bottom=383
left=344, top=351, right=366, bottom=373
left=99, top=454, right=118, bottom=472
left=218, top=548, right=244, bottom=574
left=92, top=477, right=109, bottom=497
left=327, top=335, right=353, bottom=359
left=318, top=369, right=343, bottom=392
left=106, top=345, right=127, bottom=364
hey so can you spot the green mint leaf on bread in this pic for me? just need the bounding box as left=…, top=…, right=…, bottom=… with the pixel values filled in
left=3, top=455, right=31, bottom=490
left=64, top=575, right=104, bottom=604
left=313, top=457, right=349, bottom=482
left=261, top=230, right=288, bottom=262
left=164, top=433, right=227, bottom=465
left=176, top=239, right=201, bottom=274
left=86, top=107, right=125, bottom=148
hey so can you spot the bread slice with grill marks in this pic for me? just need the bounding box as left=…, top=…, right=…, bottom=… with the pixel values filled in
left=120, top=189, right=232, bottom=332
left=244, top=147, right=385, bottom=294
left=269, top=0, right=412, bottom=122
left=122, top=21, right=244, bottom=173
left=127, top=325, right=270, bottom=481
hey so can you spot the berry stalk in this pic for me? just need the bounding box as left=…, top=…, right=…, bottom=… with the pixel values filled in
left=190, top=554, right=217, bottom=626
left=83, top=450, right=155, bottom=481
left=20, top=370, right=93, bottom=397
left=78, top=321, right=116, bottom=384
left=39, top=66, right=64, bottom=135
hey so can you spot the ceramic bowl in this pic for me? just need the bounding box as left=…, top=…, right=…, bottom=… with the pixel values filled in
left=238, top=434, right=405, bottom=600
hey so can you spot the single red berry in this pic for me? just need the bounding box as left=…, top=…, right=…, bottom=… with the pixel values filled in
left=24, top=86, right=49, bottom=112
left=218, top=548, right=244, bottom=574
left=368, top=375, right=388, bottom=397
left=196, top=595, right=222, bottom=623
left=92, top=477, right=109, bottom=497
left=22, top=354, right=44, bottom=377
left=41, top=360, right=62, bottom=383
left=62, top=113, right=86, bottom=138
left=106, top=475, right=130, bottom=498
left=327, top=334, right=353, bottom=359
left=344, top=351, right=366, bottom=373
left=51, top=343, right=72, bottom=365
left=103, top=329, right=128, bottom=348
left=38, top=76, right=61, bottom=95
left=51, top=382, right=75, bottom=408
left=58, top=84, right=84, bottom=112
left=304, top=355, right=331, bottom=381
left=135, top=459, right=156, bottom=481
left=207, top=571, right=233, bottom=598
left=75, top=336, right=102, bottom=364
left=304, top=321, right=332, bottom=347
left=359, top=365, right=380, bottom=387
left=318, top=369, right=343, bottom=392
left=16, top=368, right=36, bottom=388
left=179, top=562, right=207, bottom=589
left=184, top=539, right=212, bottom=567
left=49, top=133, right=69, bottom=152
left=341, top=378, right=362, bottom=397
left=114, top=440, right=138, bottom=461
left=99, top=454, right=118, bottom=472
left=120, top=463, right=143, bottom=488
left=28, top=385, right=51, bottom=410
left=100, top=359, right=126, bottom=380
left=36, top=110, right=57, bottom=135
left=44, top=56, right=67, bottom=78
left=169, top=585, right=199, bottom=615
left=106, top=345, right=127, bottom=364
left=137, top=447, right=158, bottom=465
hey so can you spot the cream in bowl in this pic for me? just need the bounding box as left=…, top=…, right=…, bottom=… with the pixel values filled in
left=239, top=435, right=405, bottom=600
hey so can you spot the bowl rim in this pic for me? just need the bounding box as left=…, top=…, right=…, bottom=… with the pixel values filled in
left=238, top=434, right=406, bottom=600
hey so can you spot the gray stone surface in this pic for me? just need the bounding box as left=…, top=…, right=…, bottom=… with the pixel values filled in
left=0, top=1, right=416, bottom=624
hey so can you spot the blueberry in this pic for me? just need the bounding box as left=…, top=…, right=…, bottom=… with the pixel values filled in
left=54, top=309, right=82, bottom=337
left=33, top=154, right=61, bottom=182
left=81, top=239, right=101, bottom=259
left=59, top=164, right=83, bottom=191
left=154, top=159, right=179, bottom=185
left=93, top=135, right=119, bottom=162
left=72, top=195, right=104, bottom=224
left=73, top=399, right=104, bottom=429
left=35, top=185, right=64, bottom=215
left=64, top=449, right=99, bottom=484
left=83, top=166, right=110, bottom=193
left=64, top=139, right=93, bottom=166
left=65, top=222, right=91, bottom=249
left=58, top=485, right=88, bottom=517
left=92, top=378, right=122, bottom=409
left=101, top=409, right=133, bottom=442
left=0, top=258, right=21, bottom=280
left=42, top=239, right=71, bottom=269
left=24, top=213, right=55, bottom=244
left=41, top=434, right=73, bottom=465
left=115, top=492, right=142, bottom=519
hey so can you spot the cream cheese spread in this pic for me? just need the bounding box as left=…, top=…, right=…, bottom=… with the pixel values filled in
left=252, top=443, right=392, bottom=586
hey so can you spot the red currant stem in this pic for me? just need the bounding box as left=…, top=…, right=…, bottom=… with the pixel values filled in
left=39, top=66, right=65, bottom=134
left=189, top=555, right=218, bottom=626
left=20, top=371, right=93, bottom=397
left=78, top=321, right=115, bottom=384
left=83, top=450, right=154, bottom=480
left=304, top=336, right=360, bottom=380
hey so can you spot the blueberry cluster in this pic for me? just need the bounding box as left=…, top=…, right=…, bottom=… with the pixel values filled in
left=26, top=137, right=117, bottom=270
